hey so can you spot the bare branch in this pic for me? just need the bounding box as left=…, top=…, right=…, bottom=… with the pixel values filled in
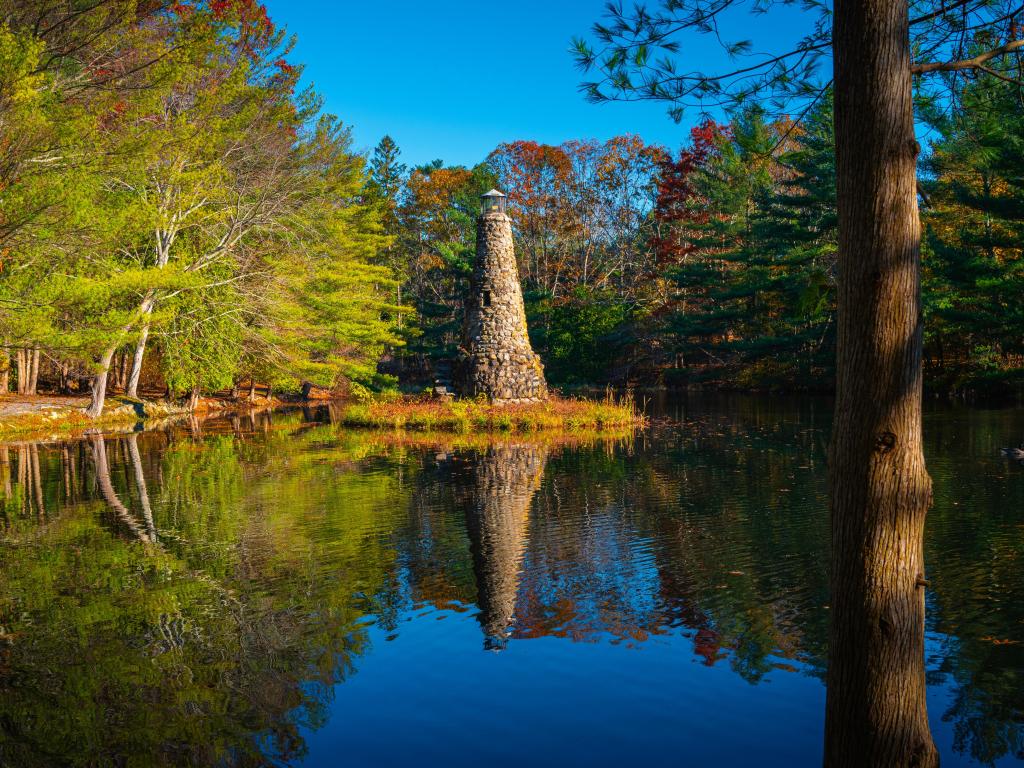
left=912, top=38, right=1024, bottom=74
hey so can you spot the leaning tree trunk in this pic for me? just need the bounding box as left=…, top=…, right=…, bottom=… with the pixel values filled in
left=86, top=347, right=117, bottom=419
left=125, top=324, right=150, bottom=398
left=825, top=1, right=939, bottom=767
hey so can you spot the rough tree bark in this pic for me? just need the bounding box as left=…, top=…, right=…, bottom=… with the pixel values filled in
left=825, top=1, right=939, bottom=766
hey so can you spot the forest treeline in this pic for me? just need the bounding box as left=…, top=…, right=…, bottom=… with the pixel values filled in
left=0, top=0, right=400, bottom=417
left=376, top=82, right=1023, bottom=396
left=1, top=2, right=1022, bottom=418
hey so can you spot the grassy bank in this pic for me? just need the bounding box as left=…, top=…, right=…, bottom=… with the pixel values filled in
left=0, top=396, right=192, bottom=443
left=330, top=393, right=644, bottom=433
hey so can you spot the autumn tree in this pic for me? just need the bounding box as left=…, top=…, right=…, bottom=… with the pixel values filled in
left=575, top=1, right=1024, bottom=764
left=395, top=161, right=494, bottom=376
left=487, top=136, right=662, bottom=299
left=485, top=136, right=662, bottom=381
left=655, top=101, right=836, bottom=387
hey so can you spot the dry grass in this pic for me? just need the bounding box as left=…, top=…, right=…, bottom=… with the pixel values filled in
left=0, top=395, right=188, bottom=444
left=0, top=407, right=135, bottom=444
left=331, top=391, right=645, bottom=434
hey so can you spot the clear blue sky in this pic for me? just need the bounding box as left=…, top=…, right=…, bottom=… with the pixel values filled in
left=262, top=1, right=813, bottom=168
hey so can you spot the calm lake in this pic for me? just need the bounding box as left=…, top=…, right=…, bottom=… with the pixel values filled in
left=1, top=395, right=1022, bottom=767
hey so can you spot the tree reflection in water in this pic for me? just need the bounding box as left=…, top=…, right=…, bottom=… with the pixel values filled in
left=0, top=400, right=1020, bottom=766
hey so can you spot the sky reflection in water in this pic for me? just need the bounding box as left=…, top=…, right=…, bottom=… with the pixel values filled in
left=0, top=395, right=1021, bottom=766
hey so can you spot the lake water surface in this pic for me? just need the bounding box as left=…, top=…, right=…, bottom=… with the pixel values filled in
left=0, top=395, right=1022, bottom=766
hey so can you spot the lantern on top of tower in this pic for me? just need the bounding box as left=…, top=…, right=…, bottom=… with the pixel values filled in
left=481, top=189, right=507, bottom=215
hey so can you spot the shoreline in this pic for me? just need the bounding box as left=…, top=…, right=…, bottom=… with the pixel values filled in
left=0, top=394, right=281, bottom=444
left=0, top=392, right=644, bottom=444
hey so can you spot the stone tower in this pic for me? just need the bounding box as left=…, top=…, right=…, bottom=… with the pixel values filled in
left=458, top=190, right=547, bottom=402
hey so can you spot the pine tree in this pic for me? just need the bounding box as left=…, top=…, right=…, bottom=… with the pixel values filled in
left=922, top=67, right=1024, bottom=393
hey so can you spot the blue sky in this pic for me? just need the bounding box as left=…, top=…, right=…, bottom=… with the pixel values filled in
left=262, top=1, right=815, bottom=168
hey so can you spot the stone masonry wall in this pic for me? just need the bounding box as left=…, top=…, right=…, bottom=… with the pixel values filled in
left=458, top=211, right=547, bottom=402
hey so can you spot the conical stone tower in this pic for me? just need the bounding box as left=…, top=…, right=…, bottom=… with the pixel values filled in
left=458, top=190, right=547, bottom=402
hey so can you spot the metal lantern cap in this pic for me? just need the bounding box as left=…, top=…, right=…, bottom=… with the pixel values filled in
left=481, top=189, right=507, bottom=214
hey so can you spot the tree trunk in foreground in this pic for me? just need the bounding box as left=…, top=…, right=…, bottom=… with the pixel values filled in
left=86, top=348, right=116, bottom=419
left=126, top=292, right=157, bottom=399
left=125, top=323, right=150, bottom=398
left=27, top=347, right=39, bottom=395
left=15, top=349, right=26, bottom=395
left=825, top=1, right=938, bottom=766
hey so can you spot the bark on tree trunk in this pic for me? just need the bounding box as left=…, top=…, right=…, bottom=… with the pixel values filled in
left=249, top=380, right=257, bottom=402
left=16, top=349, right=26, bottom=395
left=86, top=348, right=116, bottom=419
left=117, top=350, right=129, bottom=391
left=187, top=385, right=200, bottom=412
left=825, top=2, right=938, bottom=767
left=27, top=347, right=40, bottom=395
left=126, top=322, right=151, bottom=399
left=0, top=350, right=9, bottom=394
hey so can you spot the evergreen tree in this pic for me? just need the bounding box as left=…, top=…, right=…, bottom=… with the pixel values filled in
left=922, top=67, right=1024, bottom=393
left=656, top=100, right=837, bottom=388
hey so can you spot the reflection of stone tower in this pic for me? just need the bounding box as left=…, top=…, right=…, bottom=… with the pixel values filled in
left=458, top=190, right=547, bottom=403
left=464, top=444, right=547, bottom=650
